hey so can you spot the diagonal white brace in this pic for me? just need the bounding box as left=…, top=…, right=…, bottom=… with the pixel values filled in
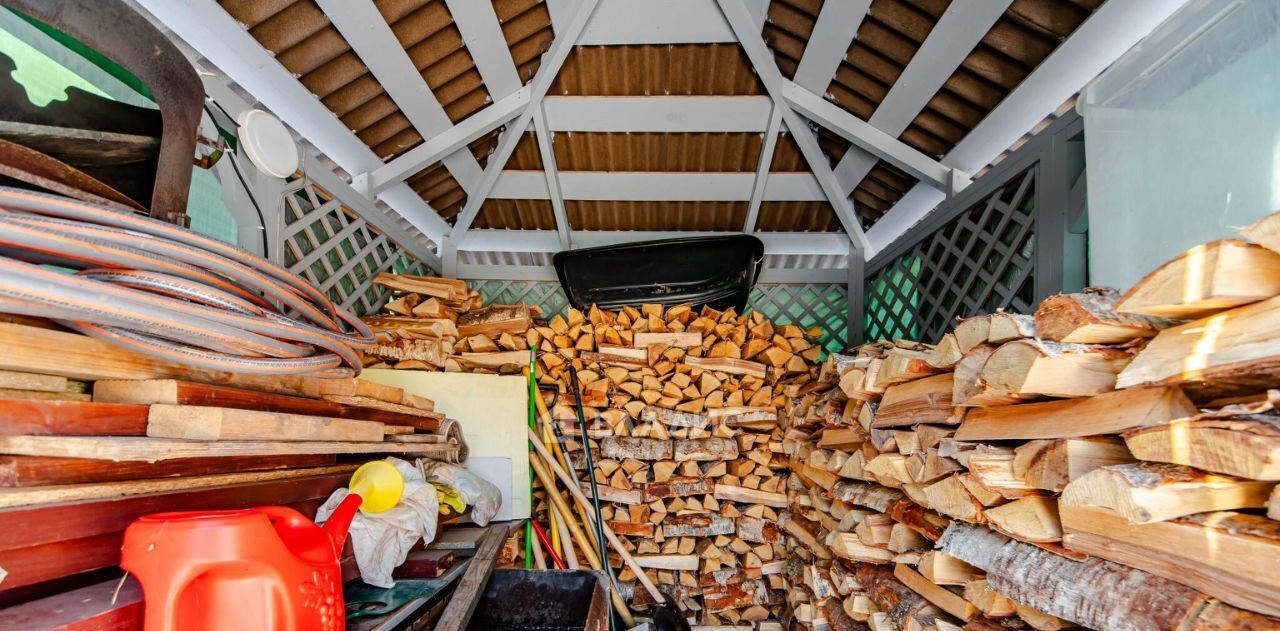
left=716, top=0, right=869, bottom=254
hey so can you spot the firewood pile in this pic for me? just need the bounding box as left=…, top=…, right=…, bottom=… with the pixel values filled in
left=527, top=303, right=825, bottom=627
left=361, top=273, right=540, bottom=372
left=780, top=210, right=1280, bottom=630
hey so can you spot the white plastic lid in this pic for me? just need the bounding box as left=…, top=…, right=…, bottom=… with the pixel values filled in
left=236, top=108, right=299, bottom=179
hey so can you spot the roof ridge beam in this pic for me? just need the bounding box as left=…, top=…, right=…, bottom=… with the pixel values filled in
left=451, top=0, right=602, bottom=246
left=490, top=171, right=826, bottom=202
left=543, top=95, right=773, bottom=132
left=316, top=0, right=485, bottom=194
left=460, top=230, right=850, bottom=256
left=832, top=0, right=1010, bottom=195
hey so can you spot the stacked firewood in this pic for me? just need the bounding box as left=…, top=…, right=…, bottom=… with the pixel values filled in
left=361, top=273, right=540, bottom=372
left=533, top=303, right=825, bottom=627
left=781, top=210, right=1280, bottom=630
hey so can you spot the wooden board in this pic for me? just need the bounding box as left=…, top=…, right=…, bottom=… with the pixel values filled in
left=93, top=379, right=343, bottom=417
left=0, top=453, right=335, bottom=488
left=434, top=525, right=509, bottom=631
left=362, top=370, right=529, bottom=518
left=0, top=369, right=67, bottom=393
left=0, top=400, right=148, bottom=436
left=0, top=435, right=458, bottom=462
left=0, top=388, right=90, bottom=402
left=1061, top=505, right=1280, bottom=617
left=147, top=405, right=385, bottom=442
left=0, top=464, right=356, bottom=508
left=953, top=386, right=1196, bottom=441
left=0, top=320, right=322, bottom=397
left=0, top=577, right=141, bottom=630
left=0, top=473, right=346, bottom=591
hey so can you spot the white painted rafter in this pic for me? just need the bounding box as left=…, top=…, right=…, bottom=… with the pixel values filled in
left=451, top=0, right=602, bottom=245
left=791, top=0, right=870, bottom=94
left=136, top=0, right=452, bottom=246
left=782, top=82, right=963, bottom=191
left=443, top=0, right=522, bottom=98
left=532, top=105, right=572, bottom=249
left=831, top=0, right=1009, bottom=195
left=543, top=96, right=773, bottom=132
left=316, top=0, right=485, bottom=194
left=866, top=0, right=1194, bottom=257
left=717, top=0, right=870, bottom=253
left=744, top=107, right=783, bottom=232
left=490, top=171, right=826, bottom=202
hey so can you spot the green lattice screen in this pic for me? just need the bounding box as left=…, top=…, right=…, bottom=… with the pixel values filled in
left=281, top=179, right=427, bottom=316
left=864, top=168, right=1038, bottom=343
left=465, top=280, right=849, bottom=356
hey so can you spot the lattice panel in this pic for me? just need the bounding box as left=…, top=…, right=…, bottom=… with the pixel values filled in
left=281, top=180, right=428, bottom=317
left=468, top=280, right=571, bottom=320
left=748, top=284, right=849, bottom=355
left=462, top=280, right=849, bottom=355
left=865, top=168, right=1038, bottom=343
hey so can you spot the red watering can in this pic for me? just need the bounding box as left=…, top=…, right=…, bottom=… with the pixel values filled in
left=121, top=461, right=405, bottom=631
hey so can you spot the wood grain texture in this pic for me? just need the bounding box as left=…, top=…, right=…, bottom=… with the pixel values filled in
left=146, top=404, right=384, bottom=442
left=0, top=400, right=148, bottom=436
left=0, top=453, right=335, bottom=487
left=93, top=379, right=343, bottom=416
left=0, top=435, right=459, bottom=462
left=433, top=524, right=510, bottom=631
left=954, top=386, right=1196, bottom=441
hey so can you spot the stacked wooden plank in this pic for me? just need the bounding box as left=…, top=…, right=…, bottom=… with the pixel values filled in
left=532, top=303, right=823, bottom=627
left=779, top=212, right=1280, bottom=631
left=362, top=273, right=539, bottom=372
left=0, top=321, right=469, bottom=609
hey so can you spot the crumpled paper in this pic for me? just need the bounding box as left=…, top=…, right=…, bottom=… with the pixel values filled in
left=316, top=458, right=438, bottom=588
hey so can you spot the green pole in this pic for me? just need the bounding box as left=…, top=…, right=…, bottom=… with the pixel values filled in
left=524, top=345, right=537, bottom=569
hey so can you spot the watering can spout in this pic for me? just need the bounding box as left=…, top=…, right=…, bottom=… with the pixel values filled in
left=323, top=460, right=407, bottom=554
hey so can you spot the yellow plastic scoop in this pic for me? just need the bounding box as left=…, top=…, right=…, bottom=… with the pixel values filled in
left=348, top=460, right=405, bottom=514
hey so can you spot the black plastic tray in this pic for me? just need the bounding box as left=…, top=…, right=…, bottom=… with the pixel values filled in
left=552, top=235, right=764, bottom=312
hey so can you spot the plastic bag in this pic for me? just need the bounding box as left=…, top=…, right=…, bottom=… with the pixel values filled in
left=316, top=458, right=438, bottom=588
left=416, top=459, right=502, bottom=526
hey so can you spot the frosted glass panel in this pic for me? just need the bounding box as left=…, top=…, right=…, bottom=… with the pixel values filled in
left=1082, top=0, right=1280, bottom=290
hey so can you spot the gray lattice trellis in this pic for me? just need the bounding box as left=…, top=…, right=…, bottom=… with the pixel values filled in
left=281, top=179, right=428, bottom=316
left=462, top=280, right=849, bottom=355
left=468, top=280, right=571, bottom=319
left=748, top=283, right=849, bottom=355
left=865, top=168, right=1037, bottom=343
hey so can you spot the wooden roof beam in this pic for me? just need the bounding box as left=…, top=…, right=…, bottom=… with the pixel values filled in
left=489, top=171, right=827, bottom=202
left=450, top=0, right=602, bottom=246
left=791, top=0, right=870, bottom=94
left=744, top=107, right=783, bottom=232
left=574, top=0, right=767, bottom=45
left=717, top=0, right=869, bottom=254
left=443, top=0, right=522, bottom=99
left=135, top=0, right=452, bottom=246
left=832, top=0, right=1010, bottom=196
left=866, top=0, right=1194, bottom=257
left=532, top=105, right=572, bottom=249
left=317, top=0, right=486, bottom=195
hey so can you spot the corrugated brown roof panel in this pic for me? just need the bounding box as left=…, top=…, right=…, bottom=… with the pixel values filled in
left=552, top=133, right=763, bottom=172
left=507, top=131, right=544, bottom=170
left=899, top=0, right=1101, bottom=158
left=565, top=201, right=746, bottom=231
left=763, top=0, right=823, bottom=80
left=474, top=199, right=557, bottom=229
left=551, top=44, right=764, bottom=95
left=755, top=201, right=841, bottom=232
left=494, top=0, right=554, bottom=84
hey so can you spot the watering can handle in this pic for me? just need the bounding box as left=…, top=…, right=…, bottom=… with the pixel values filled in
left=257, top=505, right=313, bottom=532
